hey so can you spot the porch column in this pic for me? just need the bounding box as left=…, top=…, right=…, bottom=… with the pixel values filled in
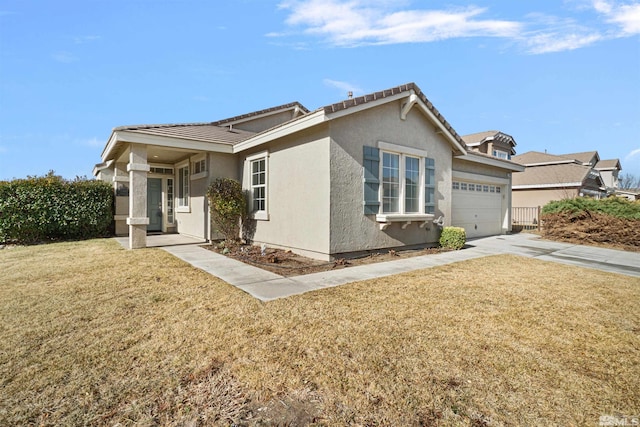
left=127, top=144, right=150, bottom=249
left=112, top=162, right=129, bottom=236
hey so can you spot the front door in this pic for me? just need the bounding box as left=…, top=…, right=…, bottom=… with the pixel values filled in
left=147, top=178, right=163, bottom=232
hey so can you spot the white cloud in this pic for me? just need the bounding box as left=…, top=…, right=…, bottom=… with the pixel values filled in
left=594, top=0, right=640, bottom=34
left=81, top=137, right=102, bottom=148
left=74, top=35, right=101, bottom=44
left=625, top=148, right=640, bottom=161
left=274, top=0, right=640, bottom=53
left=51, top=51, right=77, bottom=63
left=323, top=79, right=363, bottom=96
left=277, top=1, right=521, bottom=47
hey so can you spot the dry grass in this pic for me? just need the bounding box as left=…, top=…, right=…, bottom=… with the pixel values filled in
left=1, top=239, right=638, bottom=426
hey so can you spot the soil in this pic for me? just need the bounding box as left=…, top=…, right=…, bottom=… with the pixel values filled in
left=541, top=211, right=640, bottom=252
left=202, top=241, right=448, bottom=277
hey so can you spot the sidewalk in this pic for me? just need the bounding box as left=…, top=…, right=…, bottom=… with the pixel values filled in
left=153, top=233, right=640, bottom=302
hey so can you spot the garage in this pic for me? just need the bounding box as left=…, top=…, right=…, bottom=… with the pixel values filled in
left=452, top=181, right=504, bottom=238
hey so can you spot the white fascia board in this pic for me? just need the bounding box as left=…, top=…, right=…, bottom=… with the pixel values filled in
left=101, top=132, right=119, bottom=162
left=513, top=182, right=582, bottom=189
left=523, top=160, right=574, bottom=166
left=116, top=130, right=234, bottom=154
left=233, top=110, right=326, bottom=153
left=452, top=170, right=509, bottom=185
left=454, top=153, right=525, bottom=172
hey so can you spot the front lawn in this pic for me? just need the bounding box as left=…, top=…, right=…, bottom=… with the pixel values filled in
left=1, top=239, right=638, bottom=426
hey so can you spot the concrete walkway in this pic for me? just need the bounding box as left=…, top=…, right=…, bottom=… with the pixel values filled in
left=126, top=233, right=640, bottom=302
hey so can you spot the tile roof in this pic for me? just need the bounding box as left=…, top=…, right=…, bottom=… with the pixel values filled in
left=511, top=151, right=574, bottom=165
left=461, top=130, right=501, bottom=144
left=595, top=159, right=621, bottom=170
left=322, top=82, right=467, bottom=149
left=115, top=123, right=257, bottom=145
left=210, top=102, right=309, bottom=127
left=513, top=163, right=592, bottom=187
left=561, top=151, right=599, bottom=164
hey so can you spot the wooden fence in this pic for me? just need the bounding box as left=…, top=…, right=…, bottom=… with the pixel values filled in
left=512, top=206, right=541, bottom=231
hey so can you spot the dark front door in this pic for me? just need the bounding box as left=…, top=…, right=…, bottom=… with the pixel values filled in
left=147, top=178, right=163, bottom=232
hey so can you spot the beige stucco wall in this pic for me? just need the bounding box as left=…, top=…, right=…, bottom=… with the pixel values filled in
left=175, top=153, right=238, bottom=240
left=327, top=102, right=453, bottom=255
left=241, top=125, right=331, bottom=259
left=512, top=188, right=579, bottom=207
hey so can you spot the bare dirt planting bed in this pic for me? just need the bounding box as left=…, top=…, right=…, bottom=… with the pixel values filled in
left=203, top=241, right=447, bottom=276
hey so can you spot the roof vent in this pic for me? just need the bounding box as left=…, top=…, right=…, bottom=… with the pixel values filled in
left=348, top=91, right=353, bottom=99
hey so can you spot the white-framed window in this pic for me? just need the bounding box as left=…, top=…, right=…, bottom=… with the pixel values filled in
left=246, top=151, right=269, bottom=220
left=177, top=163, right=189, bottom=210
left=382, top=152, right=400, bottom=213
left=492, top=150, right=510, bottom=160
left=191, top=155, right=207, bottom=180
left=167, top=178, right=174, bottom=223
left=380, top=149, right=431, bottom=215
left=363, top=143, right=436, bottom=224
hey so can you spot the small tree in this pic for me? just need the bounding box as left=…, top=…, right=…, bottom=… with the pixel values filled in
left=619, top=173, right=640, bottom=190
left=207, top=178, right=246, bottom=242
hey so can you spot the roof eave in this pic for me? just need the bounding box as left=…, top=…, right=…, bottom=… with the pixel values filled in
left=233, top=110, right=326, bottom=153
left=455, top=152, right=525, bottom=172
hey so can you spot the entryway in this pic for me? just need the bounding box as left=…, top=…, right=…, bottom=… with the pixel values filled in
left=147, top=178, right=163, bottom=232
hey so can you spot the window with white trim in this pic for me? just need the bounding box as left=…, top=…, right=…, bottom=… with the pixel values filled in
left=380, top=150, right=433, bottom=215
left=167, top=178, right=174, bottom=223
left=492, top=150, right=510, bottom=160
left=194, top=159, right=206, bottom=174
left=382, top=152, right=400, bottom=213
left=247, top=152, right=269, bottom=220
left=177, top=165, right=189, bottom=208
left=363, top=144, right=436, bottom=222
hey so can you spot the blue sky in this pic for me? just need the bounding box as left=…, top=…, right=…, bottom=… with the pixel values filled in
left=1, top=0, right=639, bottom=180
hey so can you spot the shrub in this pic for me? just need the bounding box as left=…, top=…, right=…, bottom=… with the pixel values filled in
left=207, top=178, right=246, bottom=242
left=0, top=172, right=114, bottom=244
left=439, top=226, right=466, bottom=250
left=541, top=197, right=640, bottom=220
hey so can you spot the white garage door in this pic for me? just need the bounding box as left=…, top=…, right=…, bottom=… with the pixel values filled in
left=452, top=181, right=503, bottom=238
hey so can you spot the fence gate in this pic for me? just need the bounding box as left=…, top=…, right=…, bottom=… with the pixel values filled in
left=512, top=206, right=541, bottom=231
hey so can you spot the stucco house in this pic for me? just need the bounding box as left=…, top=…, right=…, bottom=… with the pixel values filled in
left=510, top=150, right=620, bottom=207
left=94, top=82, right=523, bottom=260
left=461, top=130, right=517, bottom=161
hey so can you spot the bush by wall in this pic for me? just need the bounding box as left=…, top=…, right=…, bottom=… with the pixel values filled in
left=0, top=172, right=114, bottom=244
left=439, top=226, right=466, bottom=250
left=541, top=197, right=640, bottom=220
left=207, top=178, right=246, bottom=242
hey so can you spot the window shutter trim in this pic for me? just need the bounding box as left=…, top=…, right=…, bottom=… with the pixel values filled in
left=425, top=157, right=435, bottom=214
left=363, top=146, right=380, bottom=214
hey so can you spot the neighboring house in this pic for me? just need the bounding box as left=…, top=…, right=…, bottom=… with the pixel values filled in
left=594, top=158, right=621, bottom=190
left=94, top=82, right=523, bottom=260
left=462, top=130, right=517, bottom=160
left=510, top=150, right=618, bottom=207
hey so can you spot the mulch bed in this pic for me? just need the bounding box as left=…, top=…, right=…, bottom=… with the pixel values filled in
left=202, top=241, right=446, bottom=277
left=541, top=211, right=640, bottom=252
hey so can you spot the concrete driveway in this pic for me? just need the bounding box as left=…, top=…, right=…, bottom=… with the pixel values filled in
left=154, top=233, right=640, bottom=301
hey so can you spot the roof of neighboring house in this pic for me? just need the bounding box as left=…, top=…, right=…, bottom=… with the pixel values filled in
left=455, top=149, right=525, bottom=171
left=461, top=130, right=516, bottom=146
left=561, top=151, right=599, bottom=165
left=511, top=151, right=575, bottom=166
left=114, top=122, right=257, bottom=145
left=595, top=158, right=622, bottom=170
left=512, top=163, right=595, bottom=188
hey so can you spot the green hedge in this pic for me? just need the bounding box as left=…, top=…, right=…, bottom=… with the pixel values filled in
left=439, top=226, right=466, bottom=250
left=0, top=172, right=114, bottom=244
left=541, top=197, right=640, bottom=220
